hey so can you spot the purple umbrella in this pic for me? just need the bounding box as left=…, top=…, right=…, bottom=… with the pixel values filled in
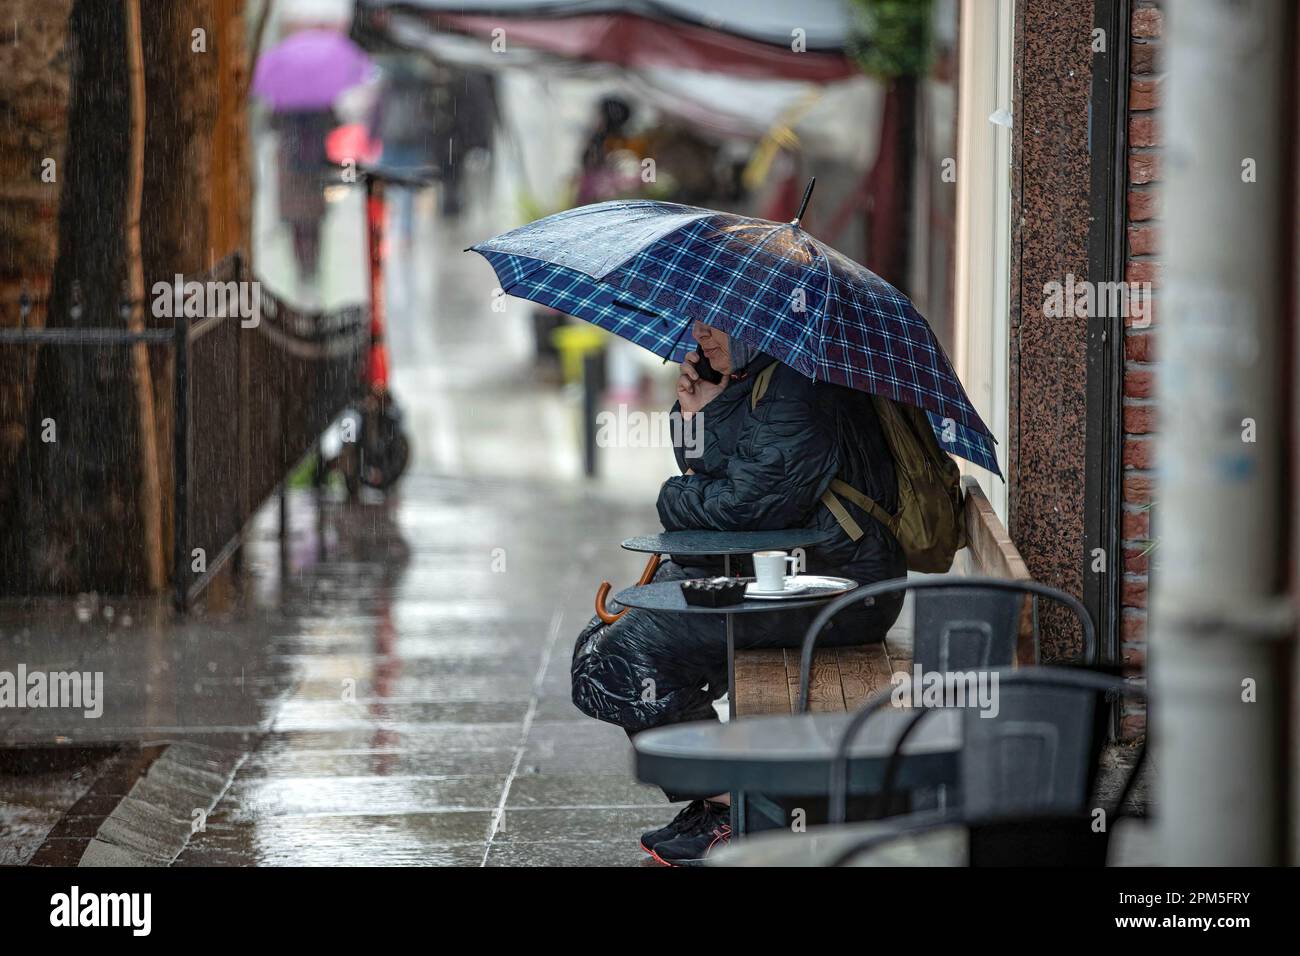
left=252, top=30, right=374, bottom=111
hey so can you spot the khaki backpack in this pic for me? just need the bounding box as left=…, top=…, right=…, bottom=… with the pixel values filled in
left=750, top=363, right=966, bottom=572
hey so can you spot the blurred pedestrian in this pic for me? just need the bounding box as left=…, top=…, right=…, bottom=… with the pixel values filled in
left=273, top=109, right=335, bottom=296
left=369, top=61, right=441, bottom=244
left=575, top=96, right=646, bottom=204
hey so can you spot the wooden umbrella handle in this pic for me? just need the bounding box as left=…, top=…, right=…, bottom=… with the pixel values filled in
left=595, top=554, right=662, bottom=624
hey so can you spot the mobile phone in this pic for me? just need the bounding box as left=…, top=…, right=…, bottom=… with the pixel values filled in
left=693, top=351, right=724, bottom=385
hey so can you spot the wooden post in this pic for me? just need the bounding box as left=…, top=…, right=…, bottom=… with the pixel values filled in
left=173, top=299, right=189, bottom=612
left=123, top=0, right=165, bottom=591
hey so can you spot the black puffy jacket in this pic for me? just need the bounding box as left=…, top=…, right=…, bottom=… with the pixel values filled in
left=570, top=354, right=906, bottom=736
left=657, top=353, right=906, bottom=612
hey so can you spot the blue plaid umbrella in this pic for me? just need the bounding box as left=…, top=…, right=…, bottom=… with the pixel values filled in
left=469, top=189, right=1000, bottom=476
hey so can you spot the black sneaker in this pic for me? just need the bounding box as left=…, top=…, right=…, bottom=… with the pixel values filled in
left=639, top=800, right=711, bottom=855
left=652, top=802, right=732, bottom=866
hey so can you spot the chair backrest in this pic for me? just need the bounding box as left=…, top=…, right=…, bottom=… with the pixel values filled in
left=798, top=575, right=1095, bottom=713
left=831, top=666, right=1142, bottom=825
left=912, top=586, right=1026, bottom=674
left=959, top=676, right=1102, bottom=817
left=828, top=739, right=1148, bottom=865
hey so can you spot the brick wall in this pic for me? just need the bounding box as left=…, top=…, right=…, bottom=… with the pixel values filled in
left=1119, top=0, right=1163, bottom=738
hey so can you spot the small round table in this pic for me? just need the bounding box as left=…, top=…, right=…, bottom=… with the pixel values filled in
left=617, top=529, right=846, bottom=839
left=613, top=580, right=850, bottom=723
left=705, top=814, right=967, bottom=867
left=620, top=529, right=829, bottom=718
left=615, top=574, right=859, bottom=839
left=632, top=708, right=961, bottom=797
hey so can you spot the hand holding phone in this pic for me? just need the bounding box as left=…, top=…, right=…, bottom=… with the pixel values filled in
left=693, top=351, right=724, bottom=385
left=677, top=350, right=727, bottom=416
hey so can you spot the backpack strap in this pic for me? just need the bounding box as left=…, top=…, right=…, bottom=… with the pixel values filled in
left=821, top=478, right=896, bottom=543
left=819, top=486, right=864, bottom=542
left=748, top=363, right=778, bottom=411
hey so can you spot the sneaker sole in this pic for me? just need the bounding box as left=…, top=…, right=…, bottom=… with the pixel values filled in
left=652, top=827, right=731, bottom=867
left=649, top=846, right=707, bottom=867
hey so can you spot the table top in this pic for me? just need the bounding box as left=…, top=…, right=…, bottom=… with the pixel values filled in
left=614, top=579, right=849, bottom=615
left=710, top=815, right=1156, bottom=867
left=709, top=811, right=966, bottom=867
left=634, top=708, right=961, bottom=796
left=621, top=530, right=822, bottom=556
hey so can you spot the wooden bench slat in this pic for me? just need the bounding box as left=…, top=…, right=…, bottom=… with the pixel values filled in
left=784, top=648, right=846, bottom=712
left=835, top=644, right=895, bottom=710
left=733, top=648, right=791, bottom=718
left=962, top=476, right=1031, bottom=582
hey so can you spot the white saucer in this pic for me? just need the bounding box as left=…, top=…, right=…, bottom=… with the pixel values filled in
left=746, top=575, right=859, bottom=601
left=746, top=577, right=810, bottom=599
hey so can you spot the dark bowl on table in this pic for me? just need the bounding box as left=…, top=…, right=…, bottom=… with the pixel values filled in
left=681, top=577, right=748, bottom=608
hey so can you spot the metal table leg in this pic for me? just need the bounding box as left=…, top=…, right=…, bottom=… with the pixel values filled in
left=722, top=554, right=741, bottom=839
left=726, top=609, right=741, bottom=837
left=725, top=611, right=736, bottom=721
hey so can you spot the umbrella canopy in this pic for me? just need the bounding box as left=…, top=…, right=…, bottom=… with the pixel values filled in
left=470, top=199, right=1000, bottom=476
left=252, top=30, right=374, bottom=111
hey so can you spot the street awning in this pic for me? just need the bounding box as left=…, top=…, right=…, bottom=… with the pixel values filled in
left=354, top=0, right=859, bottom=81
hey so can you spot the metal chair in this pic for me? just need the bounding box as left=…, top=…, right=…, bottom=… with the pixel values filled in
left=824, top=812, right=1113, bottom=867
left=830, top=667, right=1145, bottom=826
left=825, top=730, right=1149, bottom=866
left=797, top=575, right=1097, bottom=713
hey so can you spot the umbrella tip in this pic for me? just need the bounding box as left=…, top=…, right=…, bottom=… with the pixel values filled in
left=791, top=177, right=816, bottom=227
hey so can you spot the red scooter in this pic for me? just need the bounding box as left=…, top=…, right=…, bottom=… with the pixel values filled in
left=328, top=162, right=431, bottom=498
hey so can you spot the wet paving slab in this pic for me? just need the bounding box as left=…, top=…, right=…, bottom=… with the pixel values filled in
left=173, top=477, right=667, bottom=866
left=2, top=473, right=671, bottom=866
left=0, top=595, right=296, bottom=747
left=0, top=748, right=121, bottom=865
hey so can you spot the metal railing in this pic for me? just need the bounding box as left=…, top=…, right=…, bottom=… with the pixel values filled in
left=2, top=252, right=367, bottom=609
left=174, top=253, right=366, bottom=610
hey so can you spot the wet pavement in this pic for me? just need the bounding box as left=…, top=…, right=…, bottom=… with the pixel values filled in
left=4, top=473, right=673, bottom=866
left=179, top=477, right=669, bottom=867
left=1, top=174, right=1155, bottom=865
left=3, top=160, right=684, bottom=864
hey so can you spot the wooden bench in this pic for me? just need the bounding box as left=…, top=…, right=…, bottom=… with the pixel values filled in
left=733, top=476, right=1033, bottom=717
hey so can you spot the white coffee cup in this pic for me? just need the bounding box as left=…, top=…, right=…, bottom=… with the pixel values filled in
left=752, top=550, right=799, bottom=593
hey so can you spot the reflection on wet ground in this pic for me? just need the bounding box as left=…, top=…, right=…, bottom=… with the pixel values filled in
left=174, top=477, right=668, bottom=866
left=3, top=476, right=668, bottom=866
left=4, top=171, right=680, bottom=866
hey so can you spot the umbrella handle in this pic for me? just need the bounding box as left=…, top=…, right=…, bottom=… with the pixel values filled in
left=595, top=554, right=662, bottom=624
